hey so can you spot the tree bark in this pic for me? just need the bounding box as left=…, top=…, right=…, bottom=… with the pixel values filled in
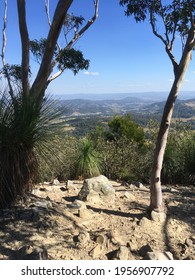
left=150, top=27, right=195, bottom=212
left=1, top=0, right=15, bottom=101
left=30, top=0, right=73, bottom=99
left=17, top=0, right=30, bottom=95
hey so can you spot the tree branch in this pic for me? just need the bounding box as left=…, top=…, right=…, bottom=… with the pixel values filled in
left=47, top=0, right=99, bottom=87
left=47, top=69, right=63, bottom=85
left=45, top=0, right=61, bottom=51
left=30, top=0, right=73, bottom=99
left=17, top=0, right=30, bottom=95
left=1, top=0, right=15, bottom=99
left=66, top=0, right=99, bottom=49
left=179, top=25, right=195, bottom=66
left=150, top=10, right=178, bottom=75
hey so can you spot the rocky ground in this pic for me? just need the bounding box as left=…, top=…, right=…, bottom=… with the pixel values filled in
left=0, top=180, right=194, bottom=260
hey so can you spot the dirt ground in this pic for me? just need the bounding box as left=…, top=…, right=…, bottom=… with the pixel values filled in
left=0, top=180, right=194, bottom=260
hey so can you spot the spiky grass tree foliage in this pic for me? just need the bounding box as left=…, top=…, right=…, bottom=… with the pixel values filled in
left=0, top=90, right=62, bottom=208
left=76, top=138, right=101, bottom=179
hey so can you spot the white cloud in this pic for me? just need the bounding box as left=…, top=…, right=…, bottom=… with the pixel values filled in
left=169, top=78, right=174, bottom=82
left=84, top=71, right=99, bottom=76
left=184, top=79, right=190, bottom=82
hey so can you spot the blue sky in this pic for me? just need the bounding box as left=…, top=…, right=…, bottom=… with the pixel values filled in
left=1, top=0, right=195, bottom=97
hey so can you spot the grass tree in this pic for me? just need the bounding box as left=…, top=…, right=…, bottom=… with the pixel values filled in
left=0, top=0, right=99, bottom=208
left=76, top=138, right=101, bottom=179
left=120, top=0, right=195, bottom=212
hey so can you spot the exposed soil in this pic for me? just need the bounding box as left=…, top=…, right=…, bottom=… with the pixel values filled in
left=0, top=180, right=194, bottom=260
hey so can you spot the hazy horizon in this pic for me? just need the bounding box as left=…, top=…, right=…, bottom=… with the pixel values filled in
left=55, top=90, right=195, bottom=101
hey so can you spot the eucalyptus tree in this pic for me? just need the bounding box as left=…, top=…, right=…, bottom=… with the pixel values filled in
left=0, top=0, right=99, bottom=208
left=120, top=0, right=195, bottom=212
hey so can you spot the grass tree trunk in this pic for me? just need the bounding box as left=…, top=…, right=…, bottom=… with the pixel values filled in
left=150, top=41, right=193, bottom=213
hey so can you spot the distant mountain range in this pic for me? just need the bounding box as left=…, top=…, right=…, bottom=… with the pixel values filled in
left=144, top=99, right=195, bottom=118
left=59, top=96, right=195, bottom=118
left=56, top=91, right=195, bottom=101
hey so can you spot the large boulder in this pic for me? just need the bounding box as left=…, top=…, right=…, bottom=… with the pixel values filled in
left=78, top=175, right=115, bottom=204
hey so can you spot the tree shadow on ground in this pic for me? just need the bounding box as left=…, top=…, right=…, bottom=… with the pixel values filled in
left=0, top=196, right=86, bottom=259
left=87, top=202, right=147, bottom=220
left=163, top=185, right=195, bottom=259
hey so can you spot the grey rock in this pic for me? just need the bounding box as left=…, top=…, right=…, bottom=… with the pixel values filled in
left=78, top=175, right=115, bottom=204
left=116, top=246, right=130, bottom=260
left=151, top=211, right=166, bottom=223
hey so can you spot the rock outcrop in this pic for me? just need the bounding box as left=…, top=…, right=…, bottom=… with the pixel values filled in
left=78, top=175, right=115, bottom=204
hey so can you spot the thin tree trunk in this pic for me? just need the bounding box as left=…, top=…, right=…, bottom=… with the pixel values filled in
left=30, top=0, right=73, bottom=99
left=17, top=0, right=30, bottom=95
left=1, top=0, right=15, bottom=101
left=150, top=47, right=193, bottom=212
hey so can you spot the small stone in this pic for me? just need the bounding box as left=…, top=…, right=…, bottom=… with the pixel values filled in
left=144, top=251, right=173, bottom=260
left=66, top=180, right=74, bottom=189
left=170, top=188, right=179, bottom=193
left=67, top=200, right=87, bottom=214
left=121, top=181, right=129, bottom=187
left=123, top=191, right=136, bottom=201
left=78, top=208, right=92, bottom=219
left=151, top=211, right=166, bottom=223
left=111, top=232, right=126, bottom=245
left=96, top=235, right=104, bottom=245
left=77, top=231, right=90, bottom=245
left=129, top=184, right=135, bottom=189
left=53, top=178, right=60, bottom=185
left=72, top=200, right=87, bottom=210
left=185, top=238, right=194, bottom=247
left=116, top=246, right=130, bottom=260
left=29, top=200, right=52, bottom=208
left=139, top=217, right=152, bottom=228
left=190, top=236, right=195, bottom=243
left=89, top=244, right=103, bottom=258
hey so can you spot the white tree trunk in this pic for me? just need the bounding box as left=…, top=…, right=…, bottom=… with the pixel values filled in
left=150, top=46, right=193, bottom=212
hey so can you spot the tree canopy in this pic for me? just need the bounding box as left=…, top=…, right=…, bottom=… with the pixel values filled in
left=108, top=114, right=144, bottom=143
left=120, top=0, right=195, bottom=74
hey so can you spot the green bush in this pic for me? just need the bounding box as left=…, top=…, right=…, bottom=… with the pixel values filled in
left=89, top=115, right=152, bottom=183
left=162, top=126, right=195, bottom=185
